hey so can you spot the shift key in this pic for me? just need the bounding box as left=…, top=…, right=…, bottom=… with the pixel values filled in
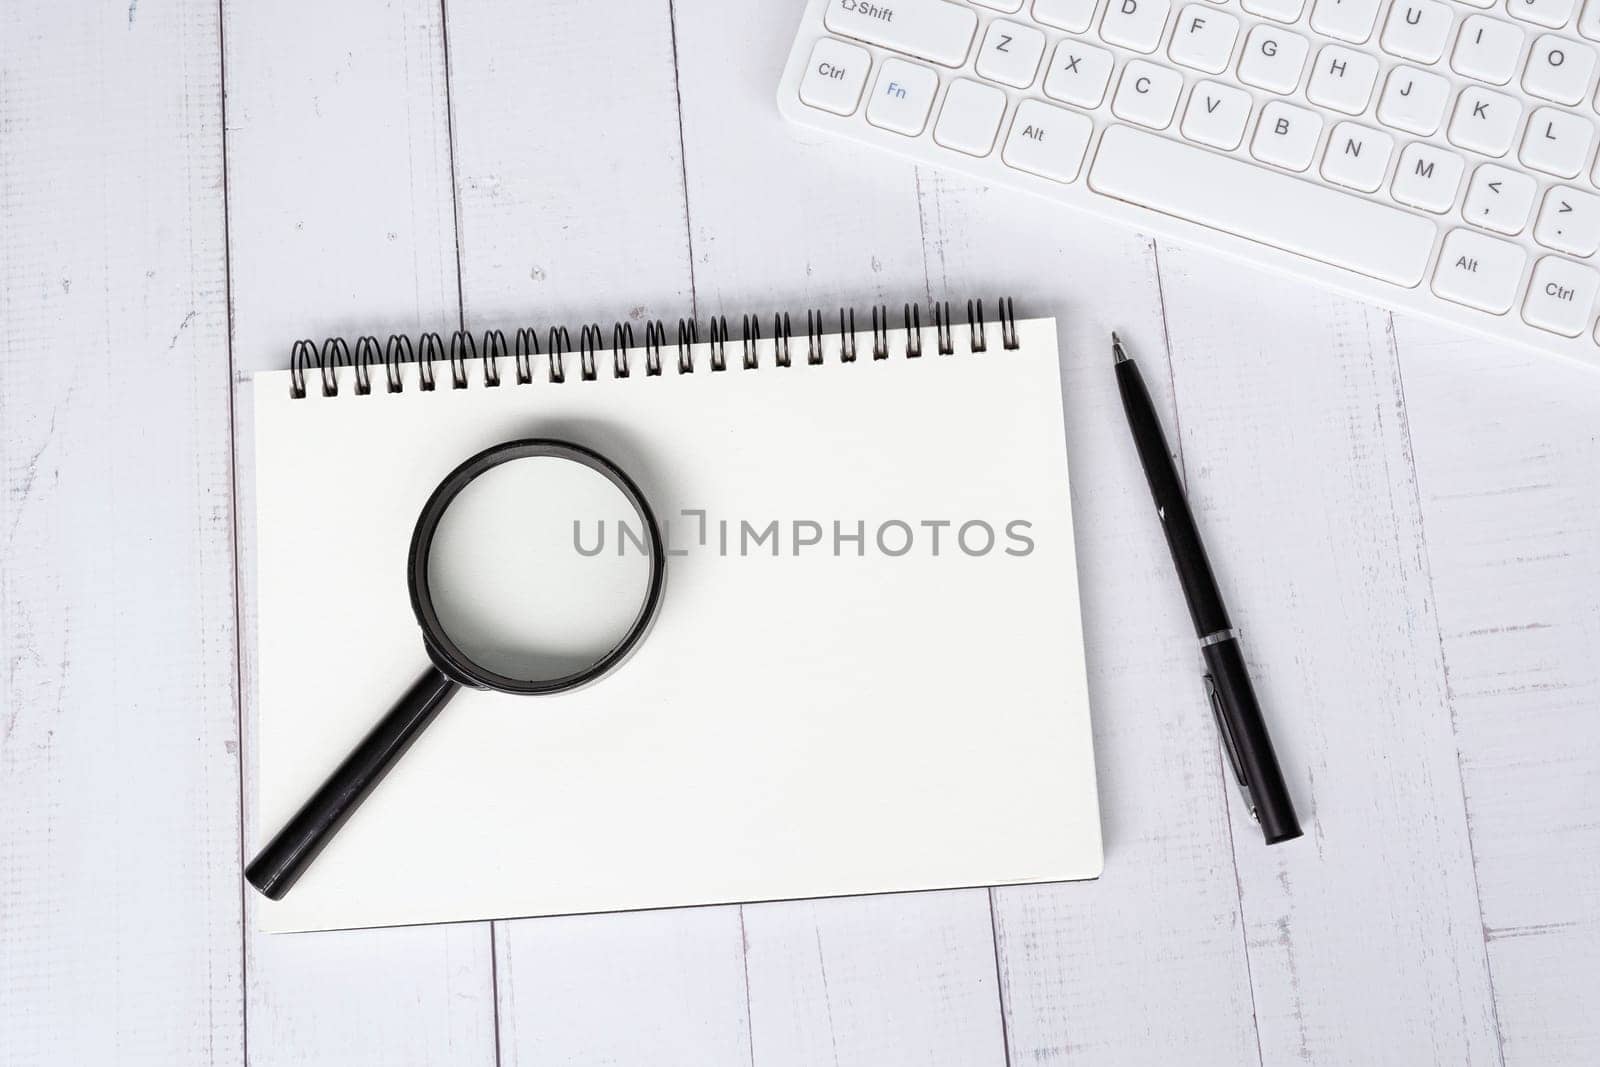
left=823, top=0, right=978, bottom=68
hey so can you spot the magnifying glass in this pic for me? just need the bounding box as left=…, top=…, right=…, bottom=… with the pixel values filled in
left=245, top=438, right=665, bottom=900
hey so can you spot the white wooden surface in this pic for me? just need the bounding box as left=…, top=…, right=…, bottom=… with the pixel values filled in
left=3, top=0, right=1598, bottom=1063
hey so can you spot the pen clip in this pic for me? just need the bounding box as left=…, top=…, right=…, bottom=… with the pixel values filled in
left=1204, top=673, right=1258, bottom=824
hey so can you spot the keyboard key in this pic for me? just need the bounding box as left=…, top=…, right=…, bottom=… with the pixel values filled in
left=1002, top=99, right=1094, bottom=182
left=866, top=59, right=940, bottom=135
left=934, top=78, right=1008, bottom=155
left=1169, top=5, right=1240, bottom=73
left=1463, top=163, right=1538, bottom=232
left=799, top=38, right=872, bottom=116
left=1523, top=35, right=1595, bottom=104
left=1433, top=228, right=1526, bottom=312
left=1523, top=255, right=1599, bottom=334
left=1580, top=0, right=1600, bottom=38
left=1520, top=107, right=1594, bottom=177
left=1252, top=101, right=1324, bottom=170
left=1391, top=142, right=1465, bottom=211
left=1241, top=0, right=1306, bottom=21
left=1181, top=80, right=1255, bottom=148
left=1238, top=25, right=1310, bottom=94
left=1535, top=185, right=1600, bottom=254
left=1088, top=124, right=1438, bottom=285
left=1311, top=0, right=1384, bottom=42
left=1043, top=41, right=1115, bottom=107
left=976, top=19, right=1046, bottom=87
left=1507, top=0, right=1576, bottom=28
left=1450, top=15, right=1523, bottom=84
left=1377, top=66, right=1451, bottom=135
left=1448, top=87, right=1522, bottom=157
left=1101, top=0, right=1174, bottom=53
left=1381, top=0, right=1453, bottom=63
left=1034, top=0, right=1100, bottom=31
left=971, top=0, right=1025, bottom=8
left=1322, top=122, right=1394, bottom=190
left=1112, top=60, right=1185, bottom=127
left=1307, top=45, right=1379, bottom=114
left=823, top=0, right=977, bottom=67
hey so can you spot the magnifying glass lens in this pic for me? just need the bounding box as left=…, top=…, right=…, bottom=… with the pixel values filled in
left=425, top=456, right=654, bottom=685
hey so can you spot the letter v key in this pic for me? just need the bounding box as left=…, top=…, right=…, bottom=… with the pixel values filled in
left=1181, top=81, right=1253, bottom=150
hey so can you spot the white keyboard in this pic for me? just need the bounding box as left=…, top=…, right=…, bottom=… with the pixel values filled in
left=778, top=0, right=1600, bottom=367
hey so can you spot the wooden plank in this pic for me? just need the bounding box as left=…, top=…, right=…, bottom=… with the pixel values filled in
left=1392, top=322, right=1600, bottom=1065
left=0, top=1, right=242, bottom=1061
left=439, top=0, right=750, bottom=1061
left=446, top=0, right=694, bottom=327
left=223, top=0, right=460, bottom=373
left=221, top=0, right=498, bottom=1061
left=671, top=3, right=1006, bottom=1064
left=675, top=0, right=928, bottom=312
left=494, top=909, right=752, bottom=1067
left=1154, top=250, right=1500, bottom=1065
left=742, top=892, right=1006, bottom=1067
left=914, top=170, right=1262, bottom=1062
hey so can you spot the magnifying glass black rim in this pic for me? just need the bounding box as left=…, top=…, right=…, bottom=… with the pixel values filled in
left=407, top=437, right=666, bottom=696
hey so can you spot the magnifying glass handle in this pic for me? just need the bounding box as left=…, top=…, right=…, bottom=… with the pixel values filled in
left=245, top=667, right=460, bottom=900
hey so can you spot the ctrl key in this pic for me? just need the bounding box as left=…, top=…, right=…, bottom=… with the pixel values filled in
left=1524, top=256, right=1599, bottom=338
left=799, top=38, right=872, bottom=116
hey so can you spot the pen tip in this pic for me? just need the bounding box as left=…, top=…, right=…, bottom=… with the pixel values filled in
left=1111, top=333, right=1128, bottom=363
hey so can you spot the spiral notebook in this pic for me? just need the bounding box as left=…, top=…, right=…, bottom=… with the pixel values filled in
left=251, top=302, right=1102, bottom=933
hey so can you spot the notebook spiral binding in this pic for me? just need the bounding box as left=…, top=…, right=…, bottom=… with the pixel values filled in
left=289, top=298, right=1018, bottom=399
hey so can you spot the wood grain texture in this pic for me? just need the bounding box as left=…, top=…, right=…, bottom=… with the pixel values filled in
left=442, top=0, right=749, bottom=1060
left=445, top=0, right=695, bottom=327
left=1155, top=249, right=1500, bottom=1065
left=223, top=0, right=460, bottom=374
left=5, top=0, right=1600, bottom=1059
left=1392, top=323, right=1600, bottom=1066
left=672, top=3, right=1009, bottom=1064
left=222, top=0, right=497, bottom=1062
left=913, top=171, right=1262, bottom=1064
left=495, top=908, right=752, bottom=1067
left=675, top=0, right=929, bottom=311
left=742, top=892, right=1007, bottom=1067
left=0, top=1, right=241, bottom=1062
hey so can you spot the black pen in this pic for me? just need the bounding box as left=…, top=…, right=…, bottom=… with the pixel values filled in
left=1113, top=334, right=1302, bottom=845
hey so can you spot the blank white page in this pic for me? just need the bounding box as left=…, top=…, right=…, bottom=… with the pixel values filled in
left=252, top=317, right=1100, bottom=932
